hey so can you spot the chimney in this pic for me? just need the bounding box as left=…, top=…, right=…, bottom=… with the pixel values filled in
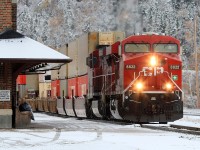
left=0, top=0, right=17, bottom=32
left=12, top=0, right=17, bottom=31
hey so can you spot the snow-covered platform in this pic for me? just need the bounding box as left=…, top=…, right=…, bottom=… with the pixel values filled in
left=0, top=112, right=200, bottom=150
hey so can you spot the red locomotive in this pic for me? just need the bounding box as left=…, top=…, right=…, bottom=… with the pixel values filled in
left=44, top=32, right=183, bottom=123
left=85, top=32, right=183, bottom=123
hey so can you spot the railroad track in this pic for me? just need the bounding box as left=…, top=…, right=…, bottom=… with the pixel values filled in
left=35, top=111, right=200, bottom=135
left=183, top=112, right=200, bottom=116
left=141, top=124, right=200, bottom=135
left=140, top=111, right=200, bottom=135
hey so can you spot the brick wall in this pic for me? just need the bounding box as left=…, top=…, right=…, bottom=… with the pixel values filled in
left=0, top=0, right=16, bottom=32
left=0, top=0, right=16, bottom=112
left=0, top=63, right=13, bottom=109
left=0, top=1, right=19, bottom=128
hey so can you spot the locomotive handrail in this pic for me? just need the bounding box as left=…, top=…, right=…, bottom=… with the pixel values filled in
left=123, top=71, right=143, bottom=94
left=163, top=71, right=183, bottom=92
left=98, top=73, right=116, bottom=95
left=93, top=73, right=115, bottom=79
left=164, top=71, right=184, bottom=100
left=105, top=81, right=116, bottom=92
left=122, top=71, right=143, bottom=106
left=92, top=73, right=116, bottom=94
left=122, top=71, right=183, bottom=96
left=122, top=70, right=184, bottom=105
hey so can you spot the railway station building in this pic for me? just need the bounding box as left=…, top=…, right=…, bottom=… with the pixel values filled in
left=0, top=0, right=71, bottom=128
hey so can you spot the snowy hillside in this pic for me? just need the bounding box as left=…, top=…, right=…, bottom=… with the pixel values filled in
left=17, top=0, right=142, bottom=48
left=17, top=0, right=200, bottom=65
left=17, top=0, right=200, bottom=108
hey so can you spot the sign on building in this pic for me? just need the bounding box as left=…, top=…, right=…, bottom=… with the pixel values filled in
left=0, top=90, right=10, bottom=101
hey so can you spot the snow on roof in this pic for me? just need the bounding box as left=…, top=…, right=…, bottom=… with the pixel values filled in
left=0, top=30, right=72, bottom=63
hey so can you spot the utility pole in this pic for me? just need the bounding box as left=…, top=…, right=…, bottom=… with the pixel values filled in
left=194, top=15, right=200, bottom=108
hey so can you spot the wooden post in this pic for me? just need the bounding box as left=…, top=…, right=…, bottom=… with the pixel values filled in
left=194, top=15, right=200, bottom=108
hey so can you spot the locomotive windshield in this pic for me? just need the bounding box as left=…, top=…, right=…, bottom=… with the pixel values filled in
left=153, top=44, right=178, bottom=53
left=125, top=44, right=150, bottom=53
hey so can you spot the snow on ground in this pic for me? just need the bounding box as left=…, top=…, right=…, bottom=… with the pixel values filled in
left=169, top=107, right=200, bottom=128
left=0, top=109, right=200, bottom=150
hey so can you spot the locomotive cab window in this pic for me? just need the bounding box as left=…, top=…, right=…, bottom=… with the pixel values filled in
left=153, top=44, right=178, bottom=53
left=125, top=44, right=150, bottom=53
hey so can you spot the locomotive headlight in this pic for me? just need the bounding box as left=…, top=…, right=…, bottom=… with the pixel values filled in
left=136, top=82, right=143, bottom=91
left=165, top=83, right=172, bottom=90
left=150, top=56, right=157, bottom=66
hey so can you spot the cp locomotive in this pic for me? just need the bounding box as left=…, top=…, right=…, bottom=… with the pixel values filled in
left=36, top=32, right=183, bottom=123
left=84, top=32, right=183, bottom=123
left=58, top=33, right=183, bottom=123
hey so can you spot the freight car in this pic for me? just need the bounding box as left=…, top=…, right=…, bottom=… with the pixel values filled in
left=36, top=32, right=183, bottom=123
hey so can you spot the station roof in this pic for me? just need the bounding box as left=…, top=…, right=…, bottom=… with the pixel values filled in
left=0, top=30, right=72, bottom=74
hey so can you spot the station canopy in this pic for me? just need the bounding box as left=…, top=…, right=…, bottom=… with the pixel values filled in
left=0, top=30, right=72, bottom=74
